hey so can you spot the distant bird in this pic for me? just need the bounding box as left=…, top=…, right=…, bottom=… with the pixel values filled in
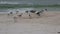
left=10, top=12, right=13, bottom=14
left=29, top=13, right=32, bottom=19
left=39, top=10, right=44, bottom=13
left=45, top=9, right=47, bottom=11
left=30, top=10, right=36, bottom=13
left=25, top=10, right=32, bottom=19
left=18, top=13, right=23, bottom=17
left=29, top=9, right=45, bottom=15
left=36, top=12, right=41, bottom=16
left=7, top=12, right=13, bottom=16
left=36, top=10, right=44, bottom=16
left=25, top=11, right=29, bottom=13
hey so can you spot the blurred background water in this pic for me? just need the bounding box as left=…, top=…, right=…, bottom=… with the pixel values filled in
left=0, top=0, right=60, bottom=14
left=0, top=0, right=60, bottom=5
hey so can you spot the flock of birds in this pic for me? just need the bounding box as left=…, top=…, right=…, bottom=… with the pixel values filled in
left=8, top=9, right=47, bottom=19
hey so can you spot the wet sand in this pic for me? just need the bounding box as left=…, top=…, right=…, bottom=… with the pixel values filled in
left=0, top=11, right=60, bottom=34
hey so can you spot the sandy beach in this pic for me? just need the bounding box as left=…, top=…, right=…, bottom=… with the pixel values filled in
left=0, top=11, right=60, bottom=34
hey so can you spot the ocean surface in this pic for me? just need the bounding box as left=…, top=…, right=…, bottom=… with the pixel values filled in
left=0, top=0, right=60, bottom=14
left=0, top=0, right=60, bottom=5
